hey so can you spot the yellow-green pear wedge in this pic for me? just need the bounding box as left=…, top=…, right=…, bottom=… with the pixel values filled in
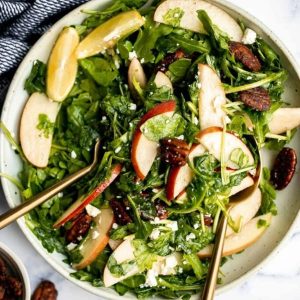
left=269, top=108, right=300, bottom=134
left=20, top=92, right=60, bottom=168
left=198, top=213, right=272, bottom=258
left=76, top=11, right=145, bottom=59
left=154, top=0, right=243, bottom=42
left=128, top=58, right=147, bottom=95
left=47, top=27, right=79, bottom=102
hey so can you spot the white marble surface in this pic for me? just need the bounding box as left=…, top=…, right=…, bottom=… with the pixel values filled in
left=1, top=0, right=300, bottom=299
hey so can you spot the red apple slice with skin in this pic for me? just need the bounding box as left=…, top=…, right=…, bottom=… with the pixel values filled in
left=198, top=213, right=272, bottom=258
left=73, top=208, right=114, bottom=269
left=20, top=92, right=60, bottom=168
left=154, top=71, right=173, bottom=92
left=131, top=101, right=176, bottom=180
left=268, top=108, right=300, bottom=134
left=198, top=64, right=227, bottom=129
left=154, top=0, right=243, bottom=42
left=128, top=58, right=147, bottom=96
left=226, top=187, right=262, bottom=237
left=53, top=164, right=122, bottom=228
left=47, top=27, right=79, bottom=102
left=196, top=127, right=255, bottom=169
left=166, top=144, right=206, bottom=200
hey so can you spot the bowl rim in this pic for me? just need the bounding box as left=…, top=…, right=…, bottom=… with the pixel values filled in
left=0, top=242, right=31, bottom=300
left=1, top=0, right=300, bottom=299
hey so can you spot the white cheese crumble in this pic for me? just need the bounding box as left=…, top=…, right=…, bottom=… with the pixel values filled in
left=140, top=58, right=145, bottom=64
left=186, top=233, right=196, bottom=241
left=67, top=242, right=77, bottom=251
left=150, top=228, right=161, bottom=240
left=197, top=82, right=202, bottom=89
left=77, top=236, right=83, bottom=241
left=242, top=28, right=257, bottom=45
left=114, top=59, right=120, bottom=69
left=193, top=116, right=199, bottom=125
left=57, top=192, right=63, bottom=198
left=177, top=135, right=184, bottom=140
left=85, top=204, right=101, bottom=217
left=193, top=223, right=200, bottom=229
left=129, top=103, right=137, bottom=110
left=92, top=231, right=100, bottom=239
left=145, top=269, right=158, bottom=287
left=161, top=255, right=178, bottom=275
left=115, top=146, right=122, bottom=153
left=112, top=223, right=119, bottom=229
left=70, top=150, right=77, bottom=159
left=102, top=116, right=107, bottom=121
left=128, top=50, right=137, bottom=61
left=166, top=221, right=178, bottom=232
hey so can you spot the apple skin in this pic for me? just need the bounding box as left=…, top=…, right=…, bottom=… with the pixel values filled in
left=196, top=126, right=255, bottom=169
left=131, top=101, right=176, bottom=180
left=166, top=144, right=206, bottom=200
left=53, top=164, right=122, bottom=228
left=198, top=64, right=227, bottom=130
left=20, top=92, right=60, bottom=168
left=154, top=0, right=243, bottom=42
left=73, top=208, right=114, bottom=270
left=198, top=213, right=272, bottom=258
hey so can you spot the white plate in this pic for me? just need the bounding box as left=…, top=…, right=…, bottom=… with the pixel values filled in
left=1, top=0, right=300, bottom=299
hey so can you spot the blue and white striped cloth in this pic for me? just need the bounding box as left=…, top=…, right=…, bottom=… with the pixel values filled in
left=0, top=0, right=88, bottom=104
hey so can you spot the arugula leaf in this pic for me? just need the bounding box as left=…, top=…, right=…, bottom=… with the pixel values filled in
left=24, top=60, right=46, bottom=94
left=167, top=58, right=192, bottom=82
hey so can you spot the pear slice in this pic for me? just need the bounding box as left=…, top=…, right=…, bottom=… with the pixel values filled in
left=227, top=188, right=262, bottom=236
left=198, top=213, right=272, bottom=258
left=198, top=64, right=227, bottom=129
left=268, top=108, right=300, bottom=134
left=20, top=92, right=60, bottom=168
left=128, top=58, right=147, bottom=96
left=76, top=11, right=145, bottom=59
left=47, top=27, right=79, bottom=102
left=154, top=0, right=243, bottom=42
left=154, top=71, right=173, bottom=92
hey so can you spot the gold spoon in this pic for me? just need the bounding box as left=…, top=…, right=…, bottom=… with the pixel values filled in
left=0, top=140, right=101, bottom=230
left=201, top=138, right=262, bottom=300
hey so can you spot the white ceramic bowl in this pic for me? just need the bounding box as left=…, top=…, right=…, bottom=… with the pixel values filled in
left=0, top=242, right=31, bottom=300
left=1, top=0, right=300, bottom=299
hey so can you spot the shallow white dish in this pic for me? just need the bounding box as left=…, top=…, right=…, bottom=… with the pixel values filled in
left=0, top=0, right=300, bottom=299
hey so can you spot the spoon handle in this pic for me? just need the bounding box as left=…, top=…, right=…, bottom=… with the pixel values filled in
left=201, top=214, right=228, bottom=300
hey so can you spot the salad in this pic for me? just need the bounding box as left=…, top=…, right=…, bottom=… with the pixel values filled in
left=1, top=0, right=299, bottom=298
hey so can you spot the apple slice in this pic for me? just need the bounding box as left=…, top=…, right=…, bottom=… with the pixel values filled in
left=154, top=71, right=173, bottom=92
left=154, top=0, right=243, bottom=42
left=268, top=108, right=300, bottom=134
left=198, top=64, right=227, bottom=129
left=76, top=11, right=144, bottom=59
left=229, top=175, right=254, bottom=197
left=128, top=58, right=147, bottom=96
left=103, top=237, right=138, bottom=287
left=20, top=92, right=60, bottom=168
left=53, top=164, right=122, bottom=228
left=131, top=101, right=176, bottom=179
left=198, top=213, right=272, bottom=258
left=166, top=144, right=206, bottom=200
left=47, top=27, right=79, bottom=102
left=73, top=208, right=114, bottom=269
left=196, top=127, right=255, bottom=169
left=227, top=187, right=262, bottom=236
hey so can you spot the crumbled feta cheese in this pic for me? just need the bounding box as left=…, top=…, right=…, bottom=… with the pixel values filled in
left=129, top=103, right=137, bottom=110
left=115, top=146, right=122, bottom=153
left=186, top=233, right=196, bottom=241
left=116, top=195, right=122, bottom=199
left=166, top=221, right=178, bottom=232
left=57, top=192, right=63, bottom=198
left=140, top=58, right=145, bottom=64
left=197, top=82, right=202, bottom=89
left=70, top=150, right=77, bottom=159
left=112, top=223, right=119, bottom=229
left=177, top=135, right=184, bottom=140
left=150, top=228, right=161, bottom=240
left=161, top=255, right=178, bottom=275
left=178, top=267, right=183, bottom=273
left=126, top=206, right=130, bottom=210
left=77, top=236, right=83, bottom=241
left=193, top=223, right=200, bottom=229
left=116, top=48, right=120, bottom=54
left=128, top=50, right=137, bottom=61
left=114, top=59, right=120, bottom=69
left=247, top=76, right=253, bottom=80
left=183, top=260, right=187, bottom=265
left=67, top=242, right=77, bottom=251
left=86, top=204, right=101, bottom=217
left=145, top=269, right=158, bottom=287
left=193, top=116, right=199, bottom=125
left=92, top=231, right=100, bottom=239
left=102, top=116, right=107, bottom=121
left=242, top=28, right=257, bottom=45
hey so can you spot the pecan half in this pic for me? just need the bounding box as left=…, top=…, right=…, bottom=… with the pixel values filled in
left=160, top=138, right=189, bottom=167
left=204, top=215, right=213, bottom=227
left=65, top=213, right=92, bottom=243
left=229, top=42, right=261, bottom=72
left=156, top=49, right=186, bottom=73
left=155, top=200, right=169, bottom=220
left=271, top=147, right=297, bottom=190
left=5, top=276, right=23, bottom=297
left=31, top=281, right=57, bottom=300
left=239, top=87, right=271, bottom=111
left=0, top=285, right=5, bottom=300
left=110, top=199, right=132, bottom=225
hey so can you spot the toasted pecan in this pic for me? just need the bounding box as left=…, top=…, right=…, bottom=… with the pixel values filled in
left=31, top=281, right=57, bottom=300
left=156, top=49, right=186, bottom=73
left=110, top=199, right=132, bottom=225
left=65, top=213, right=92, bottom=243
left=239, top=87, right=271, bottom=111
